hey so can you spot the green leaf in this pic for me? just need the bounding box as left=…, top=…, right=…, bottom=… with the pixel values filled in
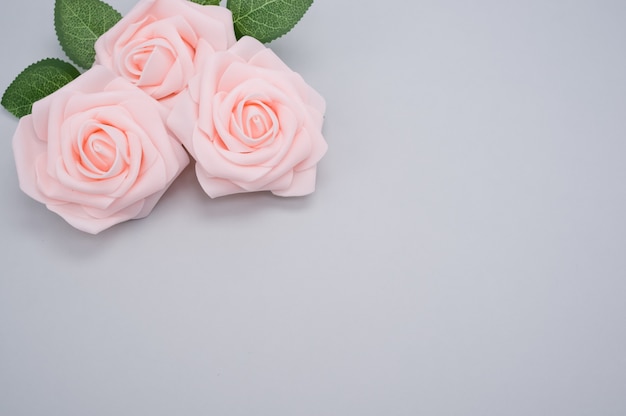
left=1, top=59, right=81, bottom=118
left=227, top=0, right=314, bottom=43
left=189, top=0, right=221, bottom=5
left=54, top=0, right=122, bottom=69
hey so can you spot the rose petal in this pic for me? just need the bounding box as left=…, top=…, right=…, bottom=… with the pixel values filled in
left=94, top=0, right=236, bottom=102
left=294, top=127, right=328, bottom=171
left=13, top=116, right=49, bottom=203
left=195, top=165, right=246, bottom=198
left=167, top=90, right=200, bottom=150
left=247, top=169, right=293, bottom=193
left=271, top=166, right=318, bottom=197
left=48, top=199, right=145, bottom=234
left=167, top=35, right=327, bottom=198
left=12, top=65, right=189, bottom=233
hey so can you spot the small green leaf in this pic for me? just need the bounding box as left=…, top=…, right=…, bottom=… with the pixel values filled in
left=1, top=59, right=80, bottom=118
left=54, top=0, right=122, bottom=69
left=189, top=0, right=221, bottom=5
left=227, top=0, right=314, bottom=43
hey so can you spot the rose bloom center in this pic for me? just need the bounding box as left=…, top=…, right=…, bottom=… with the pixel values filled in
left=127, top=40, right=176, bottom=78
left=234, top=99, right=278, bottom=148
left=75, top=122, right=130, bottom=179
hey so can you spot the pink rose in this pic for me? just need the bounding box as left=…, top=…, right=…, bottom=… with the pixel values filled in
left=167, top=36, right=328, bottom=198
left=94, top=0, right=236, bottom=103
left=12, top=66, right=189, bottom=234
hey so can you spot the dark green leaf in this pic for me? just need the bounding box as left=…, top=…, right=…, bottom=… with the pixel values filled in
left=189, top=0, right=221, bottom=5
left=54, top=0, right=122, bottom=69
left=1, top=59, right=80, bottom=118
left=227, top=0, right=313, bottom=43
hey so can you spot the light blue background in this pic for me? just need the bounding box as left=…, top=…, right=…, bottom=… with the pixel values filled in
left=1, top=0, right=625, bottom=414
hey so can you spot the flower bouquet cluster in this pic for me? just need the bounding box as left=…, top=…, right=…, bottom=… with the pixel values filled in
left=2, top=0, right=327, bottom=234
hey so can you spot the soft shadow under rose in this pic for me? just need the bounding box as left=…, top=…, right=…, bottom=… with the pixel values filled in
left=167, top=36, right=328, bottom=198
left=95, top=0, right=236, bottom=104
left=12, top=66, right=189, bottom=234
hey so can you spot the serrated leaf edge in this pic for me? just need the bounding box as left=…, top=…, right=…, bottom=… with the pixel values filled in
left=189, top=0, right=222, bottom=5
left=53, top=0, right=122, bottom=69
left=229, top=0, right=314, bottom=43
left=1, top=58, right=80, bottom=118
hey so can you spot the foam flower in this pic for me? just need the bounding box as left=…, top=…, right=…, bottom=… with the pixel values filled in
left=168, top=36, right=327, bottom=198
left=94, top=0, right=236, bottom=104
left=12, top=66, right=189, bottom=234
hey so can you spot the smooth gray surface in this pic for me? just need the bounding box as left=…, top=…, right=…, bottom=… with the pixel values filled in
left=1, top=0, right=625, bottom=414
